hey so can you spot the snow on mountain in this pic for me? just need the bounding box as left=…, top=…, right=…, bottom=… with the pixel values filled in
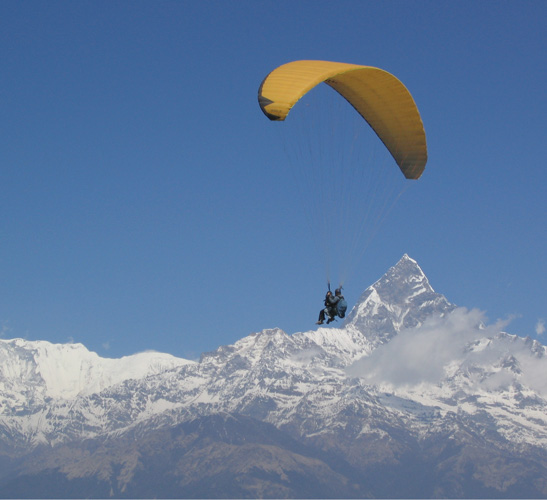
left=0, top=254, right=546, bottom=456
left=344, top=254, right=455, bottom=344
left=0, top=338, right=194, bottom=411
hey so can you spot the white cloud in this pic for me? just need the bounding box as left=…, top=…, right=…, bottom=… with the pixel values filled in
left=536, top=319, right=545, bottom=336
left=0, top=322, right=10, bottom=338
left=347, top=308, right=547, bottom=398
left=346, top=308, right=510, bottom=387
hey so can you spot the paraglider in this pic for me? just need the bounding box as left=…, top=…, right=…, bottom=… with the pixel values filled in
left=258, top=60, right=427, bottom=325
left=316, top=287, right=346, bottom=325
left=258, top=60, right=427, bottom=179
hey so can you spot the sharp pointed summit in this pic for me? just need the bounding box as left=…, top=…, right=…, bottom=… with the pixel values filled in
left=344, top=254, right=455, bottom=345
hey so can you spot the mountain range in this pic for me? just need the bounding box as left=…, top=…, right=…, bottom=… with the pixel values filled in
left=1, top=254, right=545, bottom=498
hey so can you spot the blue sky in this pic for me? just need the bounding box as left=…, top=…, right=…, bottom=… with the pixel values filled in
left=1, top=0, right=545, bottom=359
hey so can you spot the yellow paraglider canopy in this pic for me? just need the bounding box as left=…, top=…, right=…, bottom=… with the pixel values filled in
left=258, top=60, right=427, bottom=179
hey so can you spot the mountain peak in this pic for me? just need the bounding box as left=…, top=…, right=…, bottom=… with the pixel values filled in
left=344, top=255, right=455, bottom=344
left=382, top=252, right=432, bottom=292
left=400, top=252, right=415, bottom=262
left=0, top=338, right=193, bottom=403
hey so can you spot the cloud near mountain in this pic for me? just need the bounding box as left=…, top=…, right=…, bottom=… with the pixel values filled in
left=348, top=308, right=503, bottom=384
left=349, top=306, right=547, bottom=398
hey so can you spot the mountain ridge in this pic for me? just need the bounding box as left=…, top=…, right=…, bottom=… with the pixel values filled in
left=1, top=254, right=545, bottom=498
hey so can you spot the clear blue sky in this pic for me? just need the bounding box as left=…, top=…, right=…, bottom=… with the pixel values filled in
left=1, top=0, right=545, bottom=359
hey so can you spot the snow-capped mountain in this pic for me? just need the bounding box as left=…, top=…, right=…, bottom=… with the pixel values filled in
left=0, top=339, right=193, bottom=405
left=1, top=255, right=545, bottom=498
